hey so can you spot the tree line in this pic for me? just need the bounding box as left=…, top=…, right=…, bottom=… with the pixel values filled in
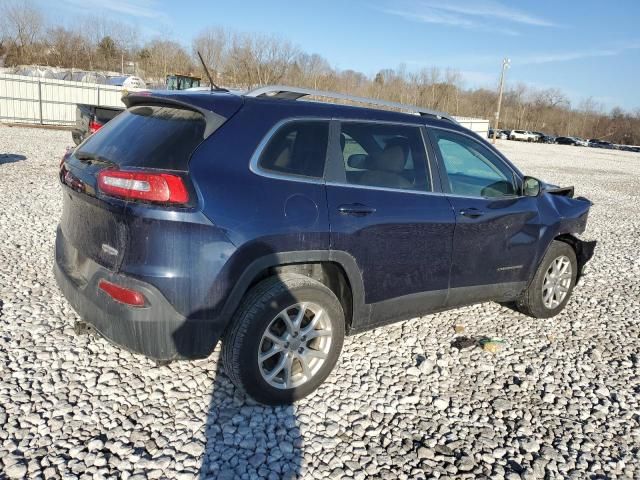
left=1, top=1, right=639, bottom=144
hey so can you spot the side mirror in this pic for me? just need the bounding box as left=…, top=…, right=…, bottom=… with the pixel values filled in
left=522, top=176, right=541, bottom=197
left=347, top=153, right=368, bottom=169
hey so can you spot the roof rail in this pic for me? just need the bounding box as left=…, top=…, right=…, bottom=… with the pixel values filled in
left=245, top=85, right=457, bottom=123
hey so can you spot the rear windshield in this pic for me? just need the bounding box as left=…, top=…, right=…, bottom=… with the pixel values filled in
left=77, top=105, right=206, bottom=170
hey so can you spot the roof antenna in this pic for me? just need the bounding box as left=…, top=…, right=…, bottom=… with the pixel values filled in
left=197, top=50, right=225, bottom=92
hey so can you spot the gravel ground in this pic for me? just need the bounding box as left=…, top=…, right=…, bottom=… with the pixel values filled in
left=1, top=125, right=639, bottom=480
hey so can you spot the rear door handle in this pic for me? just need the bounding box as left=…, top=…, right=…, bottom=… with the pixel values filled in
left=338, top=203, right=376, bottom=216
left=459, top=207, right=484, bottom=218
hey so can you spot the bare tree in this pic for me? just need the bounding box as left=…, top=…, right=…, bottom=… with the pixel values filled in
left=192, top=26, right=228, bottom=81
left=138, top=39, right=194, bottom=81
left=225, top=32, right=299, bottom=87
left=0, top=0, right=45, bottom=64
left=46, top=26, right=90, bottom=69
left=293, top=53, right=331, bottom=90
left=1, top=1, right=638, bottom=144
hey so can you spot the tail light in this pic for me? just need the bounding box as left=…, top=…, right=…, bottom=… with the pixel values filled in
left=98, top=279, right=145, bottom=307
left=97, top=170, right=189, bottom=205
left=89, top=120, right=103, bottom=134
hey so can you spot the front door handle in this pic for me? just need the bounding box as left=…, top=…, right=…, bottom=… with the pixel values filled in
left=459, top=207, right=484, bottom=218
left=338, top=203, right=376, bottom=216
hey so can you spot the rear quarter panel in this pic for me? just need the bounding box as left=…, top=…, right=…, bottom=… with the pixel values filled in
left=188, top=102, right=331, bottom=317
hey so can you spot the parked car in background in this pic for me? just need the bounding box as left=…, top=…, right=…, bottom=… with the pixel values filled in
left=531, top=131, right=544, bottom=141
left=556, top=136, right=579, bottom=146
left=488, top=128, right=508, bottom=139
left=501, top=129, right=512, bottom=139
left=588, top=139, right=614, bottom=149
left=574, top=137, right=589, bottom=147
left=55, top=85, right=596, bottom=405
left=72, top=104, right=123, bottom=145
left=531, top=131, right=555, bottom=143
left=616, top=145, right=640, bottom=152
left=509, top=130, right=539, bottom=142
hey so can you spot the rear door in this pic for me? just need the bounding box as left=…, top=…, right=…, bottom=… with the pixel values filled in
left=325, top=121, right=455, bottom=328
left=427, top=127, right=542, bottom=306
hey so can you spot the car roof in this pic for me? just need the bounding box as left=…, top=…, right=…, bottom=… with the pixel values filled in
left=245, top=84, right=455, bottom=120
left=132, top=88, right=469, bottom=133
left=242, top=95, right=462, bottom=131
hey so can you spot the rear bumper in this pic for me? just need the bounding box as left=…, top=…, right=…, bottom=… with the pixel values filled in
left=54, top=227, right=221, bottom=361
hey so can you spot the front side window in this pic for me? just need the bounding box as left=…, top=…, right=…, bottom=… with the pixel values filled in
left=339, top=122, right=430, bottom=191
left=258, top=121, right=329, bottom=178
left=432, top=129, right=517, bottom=198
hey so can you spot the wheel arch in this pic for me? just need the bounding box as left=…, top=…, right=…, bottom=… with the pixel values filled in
left=219, top=250, right=368, bottom=335
left=554, top=233, right=597, bottom=282
left=525, top=230, right=595, bottom=295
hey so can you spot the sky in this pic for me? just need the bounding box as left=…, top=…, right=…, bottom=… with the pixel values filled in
left=38, top=0, right=640, bottom=111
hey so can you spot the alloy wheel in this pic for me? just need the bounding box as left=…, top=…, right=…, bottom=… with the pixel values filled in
left=542, top=255, right=572, bottom=309
left=258, top=302, right=333, bottom=389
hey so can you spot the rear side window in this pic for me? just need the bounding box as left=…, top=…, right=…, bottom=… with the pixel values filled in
left=258, top=121, right=329, bottom=178
left=77, top=105, right=206, bottom=170
left=338, top=122, right=430, bottom=192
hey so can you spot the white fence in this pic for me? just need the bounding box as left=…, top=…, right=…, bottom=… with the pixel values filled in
left=0, top=72, right=491, bottom=136
left=0, top=73, right=126, bottom=126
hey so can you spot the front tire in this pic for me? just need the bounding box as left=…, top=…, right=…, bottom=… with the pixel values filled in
left=516, top=241, right=578, bottom=319
left=222, top=273, right=345, bottom=405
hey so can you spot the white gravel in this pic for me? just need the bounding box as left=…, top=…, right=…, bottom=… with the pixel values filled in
left=1, top=125, right=639, bottom=479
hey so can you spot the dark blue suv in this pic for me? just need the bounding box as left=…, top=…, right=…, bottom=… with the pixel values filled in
left=55, top=86, right=595, bottom=404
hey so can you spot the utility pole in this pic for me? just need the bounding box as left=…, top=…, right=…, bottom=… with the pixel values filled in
left=492, top=57, right=511, bottom=144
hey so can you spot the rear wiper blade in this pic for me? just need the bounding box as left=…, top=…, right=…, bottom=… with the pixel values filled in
left=74, top=152, right=114, bottom=166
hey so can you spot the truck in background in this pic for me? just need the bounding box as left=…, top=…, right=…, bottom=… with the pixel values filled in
left=72, top=74, right=203, bottom=145
left=72, top=104, right=122, bottom=145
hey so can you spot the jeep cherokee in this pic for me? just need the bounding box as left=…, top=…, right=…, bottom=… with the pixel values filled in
left=55, top=86, right=595, bottom=405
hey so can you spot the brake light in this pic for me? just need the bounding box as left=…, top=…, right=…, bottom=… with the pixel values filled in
left=98, top=279, right=145, bottom=307
left=97, top=170, right=189, bottom=204
left=89, top=120, right=103, bottom=134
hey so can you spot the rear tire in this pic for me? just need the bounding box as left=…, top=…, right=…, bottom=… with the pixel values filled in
left=515, top=241, right=578, bottom=319
left=222, top=273, right=345, bottom=405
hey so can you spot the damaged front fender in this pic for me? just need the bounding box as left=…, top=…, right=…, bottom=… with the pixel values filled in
left=537, top=186, right=597, bottom=282
left=555, top=234, right=597, bottom=281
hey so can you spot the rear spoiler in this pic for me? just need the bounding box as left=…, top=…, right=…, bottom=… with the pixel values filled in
left=123, top=93, right=228, bottom=139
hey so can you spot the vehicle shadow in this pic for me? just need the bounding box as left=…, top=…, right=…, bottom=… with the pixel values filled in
left=0, top=153, right=27, bottom=164
left=194, top=359, right=303, bottom=479
left=173, top=270, right=304, bottom=479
